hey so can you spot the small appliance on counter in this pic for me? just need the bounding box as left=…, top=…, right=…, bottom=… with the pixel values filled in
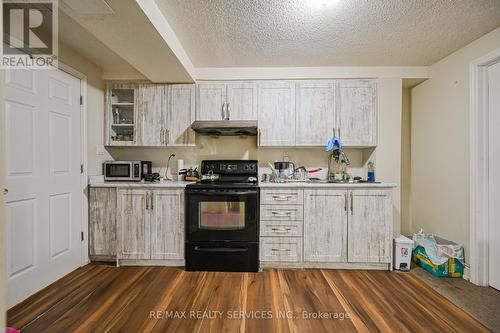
left=103, top=161, right=152, bottom=181
left=178, top=167, right=199, bottom=182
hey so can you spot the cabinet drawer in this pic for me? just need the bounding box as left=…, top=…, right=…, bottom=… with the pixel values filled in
left=260, top=237, right=303, bottom=262
left=261, top=220, right=303, bottom=237
left=260, top=205, right=303, bottom=221
left=261, top=189, right=303, bottom=205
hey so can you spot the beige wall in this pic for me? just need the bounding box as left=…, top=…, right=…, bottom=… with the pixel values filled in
left=401, top=88, right=412, bottom=236
left=58, top=42, right=112, bottom=176
left=411, top=27, right=500, bottom=262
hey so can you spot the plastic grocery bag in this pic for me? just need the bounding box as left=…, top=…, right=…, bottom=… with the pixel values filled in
left=412, top=230, right=464, bottom=278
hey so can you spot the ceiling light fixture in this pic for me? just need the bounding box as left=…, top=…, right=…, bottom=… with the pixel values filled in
left=306, top=0, right=341, bottom=9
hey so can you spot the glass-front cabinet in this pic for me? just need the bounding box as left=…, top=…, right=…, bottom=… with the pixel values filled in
left=105, top=83, right=137, bottom=146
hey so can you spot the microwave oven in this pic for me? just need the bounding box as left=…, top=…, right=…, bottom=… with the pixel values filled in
left=103, top=161, right=152, bottom=181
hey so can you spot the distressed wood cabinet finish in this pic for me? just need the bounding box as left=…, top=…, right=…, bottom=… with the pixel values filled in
left=261, top=189, right=303, bottom=205
left=226, top=82, right=258, bottom=120
left=167, top=84, right=196, bottom=146
left=195, top=82, right=227, bottom=120
left=336, top=80, right=377, bottom=147
left=258, top=81, right=296, bottom=146
left=260, top=237, right=303, bottom=262
left=260, top=204, right=304, bottom=221
left=303, top=189, right=347, bottom=263
left=348, top=189, right=392, bottom=263
left=295, top=81, right=336, bottom=146
left=89, top=187, right=117, bottom=258
left=117, top=189, right=150, bottom=260
left=150, top=189, right=184, bottom=260
left=104, top=82, right=138, bottom=146
left=261, top=220, right=303, bottom=237
left=137, top=84, right=166, bottom=146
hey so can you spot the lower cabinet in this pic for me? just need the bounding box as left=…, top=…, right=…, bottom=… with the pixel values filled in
left=116, top=188, right=184, bottom=261
left=348, top=190, right=392, bottom=263
left=261, top=187, right=393, bottom=269
left=303, top=189, right=347, bottom=263
left=89, top=187, right=117, bottom=259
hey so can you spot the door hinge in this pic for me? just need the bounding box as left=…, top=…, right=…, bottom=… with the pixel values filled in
left=80, top=96, right=83, bottom=105
left=80, top=164, right=84, bottom=174
left=81, top=232, right=84, bottom=242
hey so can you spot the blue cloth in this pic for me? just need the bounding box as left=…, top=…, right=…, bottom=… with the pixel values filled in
left=326, top=136, right=343, bottom=153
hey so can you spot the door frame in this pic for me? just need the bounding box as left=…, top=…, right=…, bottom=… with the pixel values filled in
left=469, top=47, right=500, bottom=286
left=57, top=61, right=89, bottom=266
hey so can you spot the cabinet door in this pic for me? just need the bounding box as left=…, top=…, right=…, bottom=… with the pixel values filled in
left=117, top=189, right=150, bottom=259
left=226, top=82, right=257, bottom=120
left=196, top=83, right=227, bottom=120
left=336, top=80, right=377, bottom=147
left=348, top=190, right=392, bottom=263
left=137, top=84, right=165, bottom=146
left=304, top=190, right=347, bottom=262
left=258, top=81, right=296, bottom=146
left=89, top=188, right=117, bottom=257
left=150, top=189, right=184, bottom=260
left=167, top=84, right=195, bottom=146
left=296, top=81, right=335, bottom=146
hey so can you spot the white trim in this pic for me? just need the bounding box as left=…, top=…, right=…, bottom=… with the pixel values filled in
left=469, top=47, right=500, bottom=286
left=136, top=0, right=195, bottom=79
left=193, top=66, right=429, bottom=81
left=57, top=61, right=89, bottom=266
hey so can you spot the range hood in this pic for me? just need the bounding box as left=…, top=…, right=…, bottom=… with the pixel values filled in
left=191, top=120, right=258, bottom=136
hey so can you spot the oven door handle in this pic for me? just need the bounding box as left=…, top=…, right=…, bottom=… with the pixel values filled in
left=188, top=191, right=257, bottom=196
left=193, top=246, right=249, bottom=253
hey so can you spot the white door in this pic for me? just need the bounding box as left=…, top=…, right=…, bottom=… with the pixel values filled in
left=4, top=68, right=82, bottom=308
left=488, top=61, right=500, bottom=290
left=195, top=83, right=226, bottom=120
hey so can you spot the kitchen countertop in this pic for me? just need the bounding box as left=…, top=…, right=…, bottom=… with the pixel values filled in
left=89, top=180, right=193, bottom=188
left=89, top=180, right=396, bottom=189
left=259, top=181, right=397, bottom=188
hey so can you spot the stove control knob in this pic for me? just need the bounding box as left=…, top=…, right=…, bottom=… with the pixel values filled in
left=247, top=177, right=258, bottom=183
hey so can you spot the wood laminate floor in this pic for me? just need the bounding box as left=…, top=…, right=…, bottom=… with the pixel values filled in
left=7, top=265, right=491, bottom=333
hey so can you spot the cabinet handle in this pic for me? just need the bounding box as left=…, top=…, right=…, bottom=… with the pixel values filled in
left=271, top=248, right=291, bottom=252
left=3, top=188, right=8, bottom=195
left=350, top=192, right=353, bottom=215
left=145, top=194, right=149, bottom=210
left=271, top=195, right=293, bottom=201
left=338, top=127, right=341, bottom=138
left=160, top=129, right=164, bottom=144
left=226, top=103, right=230, bottom=120
left=271, top=211, right=292, bottom=217
left=221, top=103, right=226, bottom=120
left=271, top=227, right=292, bottom=233
left=165, top=129, right=169, bottom=145
left=344, top=192, right=347, bottom=212
left=150, top=193, right=154, bottom=210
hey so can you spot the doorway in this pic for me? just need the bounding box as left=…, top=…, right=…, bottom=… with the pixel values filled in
left=3, top=67, right=84, bottom=307
left=470, top=48, right=500, bottom=288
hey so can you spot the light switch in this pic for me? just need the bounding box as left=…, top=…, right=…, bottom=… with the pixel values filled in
left=96, top=145, right=105, bottom=155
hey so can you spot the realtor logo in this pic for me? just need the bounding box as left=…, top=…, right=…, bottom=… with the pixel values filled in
left=2, top=0, right=58, bottom=69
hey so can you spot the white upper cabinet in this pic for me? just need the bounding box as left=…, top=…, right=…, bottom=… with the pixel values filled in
left=336, top=80, right=377, bottom=147
left=167, top=84, right=196, bottom=146
left=295, top=81, right=336, bottom=146
left=195, top=82, right=227, bottom=120
left=196, top=81, right=257, bottom=121
left=137, top=84, right=165, bottom=147
left=303, top=189, right=347, bottom=262
left=226, top=82, right=258, bottom=120
left=258, top=81, right=296, bottom=147
left=348, top=190, right=392, bottom=263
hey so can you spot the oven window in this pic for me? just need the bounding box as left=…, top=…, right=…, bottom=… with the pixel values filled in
left=106, top=164, right=130, bottom=177
left=199, top=201, right=246, bottom=230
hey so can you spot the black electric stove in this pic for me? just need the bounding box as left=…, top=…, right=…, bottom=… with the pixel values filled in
left=185, top=160, right=259, bottom=272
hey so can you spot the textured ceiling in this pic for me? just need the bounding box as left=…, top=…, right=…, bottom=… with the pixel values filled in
left=155, top=0, right=500, bottom=67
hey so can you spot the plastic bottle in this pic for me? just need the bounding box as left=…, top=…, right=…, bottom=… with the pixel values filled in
left=367, top=161, right=375, bottom=182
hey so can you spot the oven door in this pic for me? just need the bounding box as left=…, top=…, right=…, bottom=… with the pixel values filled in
left=185, top=188, right=259, bottom=242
